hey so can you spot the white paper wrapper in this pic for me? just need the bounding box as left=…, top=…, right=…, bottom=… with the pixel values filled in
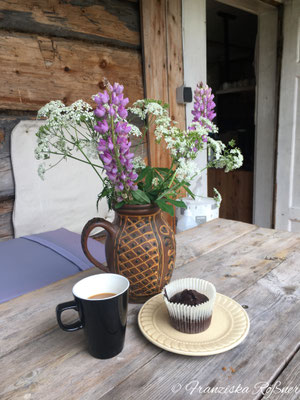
left=163, top=278, right=216, bottom=333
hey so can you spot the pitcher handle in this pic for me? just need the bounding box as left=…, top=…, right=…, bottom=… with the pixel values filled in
left=81, top=217, right=116, bottom=273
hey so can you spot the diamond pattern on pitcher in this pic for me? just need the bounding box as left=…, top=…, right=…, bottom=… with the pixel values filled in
left=117, top=216, right=161, bottom=296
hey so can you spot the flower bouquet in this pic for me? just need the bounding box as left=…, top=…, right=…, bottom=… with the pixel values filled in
left=35, top=80, right=243, bottom=302
left=35, top=80, right=242, bottom=215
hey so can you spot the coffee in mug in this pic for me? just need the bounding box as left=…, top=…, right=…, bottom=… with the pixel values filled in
left=56, top=273, right=129, bottom=359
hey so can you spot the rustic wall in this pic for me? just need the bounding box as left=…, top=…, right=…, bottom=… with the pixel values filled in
left=0, top=0, right=144, bottom=240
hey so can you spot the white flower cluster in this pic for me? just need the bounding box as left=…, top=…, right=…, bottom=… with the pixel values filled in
left=128, top=124, right=142, bottom=137
left=207, top=137, right=226, bottom=160
left=83, top=139, right=99, bottom=160
left=208, top=140, right=244, bottom=173
left=38, top=99, right=95, bottom=129
left=176, top=158, right=199, bottom=182
left=222, top=148, right=244, bottom=172
left=132, top=156, right=146, bottom=170
left=129, top=100, right=168, bottom=121
left=35, top=99, right=100, bottom=178
left=152, top=177, right=159, bottom=187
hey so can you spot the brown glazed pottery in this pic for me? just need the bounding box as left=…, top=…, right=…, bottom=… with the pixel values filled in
left=81, top=204, right=176, bottom=303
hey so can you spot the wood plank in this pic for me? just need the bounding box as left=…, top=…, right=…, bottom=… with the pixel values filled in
left=141, top=0, right=185, bottom=230
left=1, top=222, right=300, bottom=399
left=140, top=0, right=169, bottom=168
left=266, top=350, right=300, bottom=400
left=176, top=218, right=257, bottom=267
left=140, top=0, right=172, bottom=228
left=208, top=169, right=254, bottom=224
left=97, top=249, right=300, bottom=400
left=166, top=0, right=185, bottom=130
left=0, top=219, right=257, bottom=356
left=0, top=31, right=143, bottom=111
left=166, top=0, right=186, bottom=207
left=0, top=198, right=13, bottom=240
left=0, top=0, right=140, bottom=49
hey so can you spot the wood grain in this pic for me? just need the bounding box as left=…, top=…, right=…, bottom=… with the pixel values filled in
left=166, top=0, right=185, bottom=130
left=266, top=350, right=300, bottom=400
left=1, top=220, right=300, bottom=399
left=0, top=198, right=13, bottom=240
left=176, top=218, right=256, bottom=267
left=98, top=249, right=300, bottom=400
left=140, top=0, right=169, bottom=168
left=0, top=31, right=143, bottom=111
left=140, top=0, right=185, bottom=230
left=208, top=168, right=254, bottom=224
left=0, top=0, right=140, bottom=48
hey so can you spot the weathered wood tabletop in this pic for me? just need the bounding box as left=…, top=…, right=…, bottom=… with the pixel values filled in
left=1, top=218, right=300, bottom=400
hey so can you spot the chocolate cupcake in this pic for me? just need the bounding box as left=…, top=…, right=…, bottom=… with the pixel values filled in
left=163, top=278, right=216, bottom=334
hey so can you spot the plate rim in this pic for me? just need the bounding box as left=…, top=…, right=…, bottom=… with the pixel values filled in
left=138, top=292, right=250, bottom=356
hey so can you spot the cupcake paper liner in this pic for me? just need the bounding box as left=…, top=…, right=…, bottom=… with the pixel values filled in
left=163, top=278, right=216, bottom=334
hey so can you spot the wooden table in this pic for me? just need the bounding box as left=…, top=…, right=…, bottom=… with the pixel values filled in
left=1, top=219, right=300, bottom=400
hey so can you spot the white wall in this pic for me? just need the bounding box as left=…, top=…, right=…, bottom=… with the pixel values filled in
left=182, top=0, right=207, bottom=197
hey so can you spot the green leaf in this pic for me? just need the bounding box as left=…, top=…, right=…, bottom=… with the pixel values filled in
left=155, top=167, right=170, bottom=173
left=114, top=201, right=125, bottom=209
left=137, top=166, right=150, bottom=181
left=167, top=199, right=187, bottom=208
left=132, top=189, right=151, bottom=204
left=145, top=169, right=154, bottom=190
left=155, top=199, right=174, bottom=216
left=183, top=185, right=195, bottom=199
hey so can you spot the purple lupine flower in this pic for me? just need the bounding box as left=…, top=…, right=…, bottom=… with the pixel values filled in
left=94, top=106, right=106, bottom=118
left=191, top=82, right=216, bottom=127
left=93, top=82, right=138, bottom=202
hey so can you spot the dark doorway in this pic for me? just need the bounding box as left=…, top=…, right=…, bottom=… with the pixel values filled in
left=206, top=0, right=258, bottom=223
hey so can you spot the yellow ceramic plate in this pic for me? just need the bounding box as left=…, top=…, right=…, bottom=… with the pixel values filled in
left=138, top=293, right=250, bottom=356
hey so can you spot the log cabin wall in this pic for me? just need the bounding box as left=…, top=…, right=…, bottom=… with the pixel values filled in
left=0, top=0, right=144, bottom=240
left=0, top=0, right=185, bottom=240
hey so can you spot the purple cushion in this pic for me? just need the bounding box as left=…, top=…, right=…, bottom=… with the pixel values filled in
left=0, top=228, right=106, bottom=303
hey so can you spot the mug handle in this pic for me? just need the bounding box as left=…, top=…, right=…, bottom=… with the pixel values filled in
left=56, top=301, right=83, bottom=332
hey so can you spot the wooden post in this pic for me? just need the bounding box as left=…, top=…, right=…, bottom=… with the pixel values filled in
left=140, top=0, right=185, bottom=230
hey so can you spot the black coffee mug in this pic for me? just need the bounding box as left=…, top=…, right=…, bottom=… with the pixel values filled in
left=56, top=273, right=129, bottom=359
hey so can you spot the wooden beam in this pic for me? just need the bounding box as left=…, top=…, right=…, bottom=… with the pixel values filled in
left=140, top=0, right=185, bottom=229
left=166, top=0, right=185, bottom=130
left=140, top=0, right=169, bottom=168
left=0, top=0, right=140, bottom=49
left=0, top=31, right=144, bottom=111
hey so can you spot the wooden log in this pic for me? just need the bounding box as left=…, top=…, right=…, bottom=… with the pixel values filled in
left=0, top=31, right=144, bottom=111
left=0, top=198, right=13, bottom=240
left=0, top=0, right=140, bottom=49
